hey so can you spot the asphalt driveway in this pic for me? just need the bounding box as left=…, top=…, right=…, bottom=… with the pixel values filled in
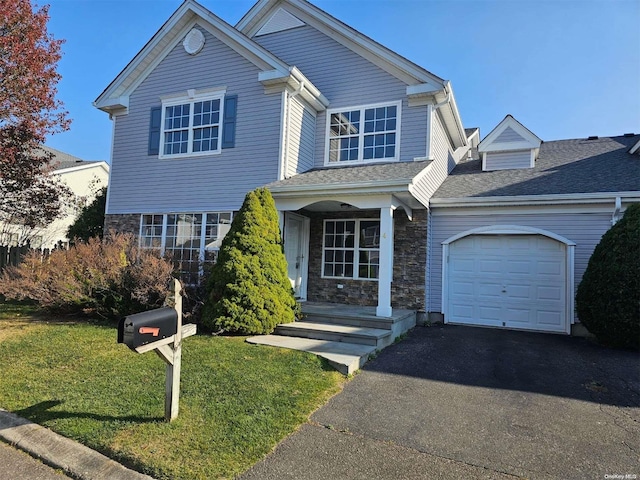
left=241, top=325, right=640, bottom=480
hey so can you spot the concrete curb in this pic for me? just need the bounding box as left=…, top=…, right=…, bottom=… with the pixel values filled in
left=0, top=409, right=155, bottom=480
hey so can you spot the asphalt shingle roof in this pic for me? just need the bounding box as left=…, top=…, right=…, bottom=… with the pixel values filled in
left=42, top=146, right=96, bottom=170
left=266, top=160, right=432, bottom=189
left=433, top=135, right=640, bottom=198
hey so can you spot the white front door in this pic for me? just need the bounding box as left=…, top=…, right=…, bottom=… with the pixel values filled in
left=447, top=234, right=567, bottom=333
left=284, top=213, right=309, bottom=300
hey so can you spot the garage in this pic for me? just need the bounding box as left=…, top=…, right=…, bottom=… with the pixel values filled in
left=443, top=230, right=573, bottom=334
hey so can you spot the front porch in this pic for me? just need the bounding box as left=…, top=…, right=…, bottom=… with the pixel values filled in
left=247, top=302, right=416, bottom=374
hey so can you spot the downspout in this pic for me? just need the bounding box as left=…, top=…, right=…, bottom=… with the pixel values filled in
left=282, top=81, right=305, bottom=179
left=425, top=91, right=451, bottom=160
left=425, top=206, right=433, bottom=315
left=612, top=196, right=622, bottom=225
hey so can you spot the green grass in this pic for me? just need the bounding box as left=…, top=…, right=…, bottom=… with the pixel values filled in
left=0, top=305, right=344, bottom=479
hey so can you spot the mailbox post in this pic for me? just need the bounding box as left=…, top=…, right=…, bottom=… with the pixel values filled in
left=117, top=278, right=196, bottom=422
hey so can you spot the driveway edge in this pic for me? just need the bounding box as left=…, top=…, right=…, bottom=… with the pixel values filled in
left=0, top=409, right=154, bottom=480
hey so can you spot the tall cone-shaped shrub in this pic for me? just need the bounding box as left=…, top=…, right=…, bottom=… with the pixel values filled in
left=201, top=187, right=296, bottom=334
left=576, top=203, right=640, bottom=349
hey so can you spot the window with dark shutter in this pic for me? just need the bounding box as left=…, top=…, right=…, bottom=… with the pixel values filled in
left=221, top=94, right=237, bottom=149
left=148, top=106, right=162, bottom=155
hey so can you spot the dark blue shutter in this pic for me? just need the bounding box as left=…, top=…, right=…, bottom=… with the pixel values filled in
left=221, top=95, right=237, bottom=149
left=148, top=107, right=162, bottom=155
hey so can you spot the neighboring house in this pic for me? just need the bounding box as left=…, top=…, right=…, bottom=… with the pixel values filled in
left=94, top=0, right=639, bottom=336
left=0, top=147, right=109, bottom=249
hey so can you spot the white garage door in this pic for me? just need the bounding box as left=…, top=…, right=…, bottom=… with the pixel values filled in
left=447, top=234, right=567, bottom=333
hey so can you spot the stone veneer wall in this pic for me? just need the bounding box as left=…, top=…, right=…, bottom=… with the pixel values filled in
left=305, top=208, right=426, bottom=311
left=104, top=214, right=140, bottom=236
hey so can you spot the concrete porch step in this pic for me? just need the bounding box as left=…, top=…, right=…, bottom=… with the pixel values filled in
left=300, top=303, right=416, bottom=331
left=274, top=321, right=391, bottom=346
left=246, top=335, right=377, bottom=375
left=303, top=313, right=394, bottom=330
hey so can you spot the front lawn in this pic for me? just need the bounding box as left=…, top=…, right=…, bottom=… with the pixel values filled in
left=0, top=305, right=344, bottom=479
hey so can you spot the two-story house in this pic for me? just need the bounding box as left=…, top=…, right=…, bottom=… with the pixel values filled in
left=96, top=0, right=471, bottom=318
left=95, top=0, right=639, bottom=365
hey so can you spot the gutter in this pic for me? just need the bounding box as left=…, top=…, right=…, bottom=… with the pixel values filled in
left=430, top=191, right=640, bottom=208
left=268, top=177, right=416, bottom=195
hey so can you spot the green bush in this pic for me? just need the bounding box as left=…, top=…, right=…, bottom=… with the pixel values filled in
left=202, top=188, right=296, bottom=334
left=576, top=203, right=640, bottom=349
left=0, top=233, right=174, bottom=319
left=67, top=186, right=107, bottom=242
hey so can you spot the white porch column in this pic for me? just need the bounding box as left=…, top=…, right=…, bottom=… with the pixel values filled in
left=377, top=205, right=394, bottom=317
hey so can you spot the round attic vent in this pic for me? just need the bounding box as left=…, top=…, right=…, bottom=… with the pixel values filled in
left=183, top=28, right=205, bottom=55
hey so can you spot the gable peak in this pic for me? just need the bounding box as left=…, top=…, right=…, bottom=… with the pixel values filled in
left=256, top=7, right=305, bottom=36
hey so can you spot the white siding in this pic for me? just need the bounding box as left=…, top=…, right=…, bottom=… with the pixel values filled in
left=484, top=150, right=531, bottom=171
left=108, top=27, right=283, bottom=214
left=428, top=209, right=613, bottom=322
left=412, top=113, right=465, bottom=204
left=285, top=97, right=315, bottom=178
left=255, top=25, right=427, bottom=166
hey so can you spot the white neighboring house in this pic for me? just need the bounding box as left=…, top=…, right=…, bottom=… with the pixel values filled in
left=0, top=146, right=109, bottom=250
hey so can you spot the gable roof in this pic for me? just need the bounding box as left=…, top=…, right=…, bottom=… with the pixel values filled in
left=478, top=114, right=542, bottom=153
left=238, top=0, right=444, bottom=89
left=238, top=0, right=468, bottom=148
left=432, top=134, right=640, bottom=201
left=94, top=0, right=294, bottom=114
left=39, top=146, right=109, bottom=175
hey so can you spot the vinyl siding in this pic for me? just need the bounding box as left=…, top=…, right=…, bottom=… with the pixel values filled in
left=428, top=209, right=612, bottom=321
left=494, top=126, right=525, bottom=144
left=107, top=26, right=283, bottom=214
left=412, top=113, right=463, bottom=205
left=484, top=150, right=532, bottom=171
left=285, top=97, right=315, bottom=178
left=254, top=25, right=427, bottom=167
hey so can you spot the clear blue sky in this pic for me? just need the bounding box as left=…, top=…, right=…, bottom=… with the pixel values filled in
left=44, top=0, right=640, bottom=162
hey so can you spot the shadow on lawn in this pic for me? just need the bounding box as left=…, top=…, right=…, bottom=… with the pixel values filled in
left=14, top=400, right=163, bottom=424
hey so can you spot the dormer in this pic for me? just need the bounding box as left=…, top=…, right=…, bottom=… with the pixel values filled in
left=478, top=115, right=542, bottom=171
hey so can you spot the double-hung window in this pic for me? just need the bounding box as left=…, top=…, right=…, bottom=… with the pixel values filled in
left=140, top=212, right=233, bottom=284
left=322, top=219, right=381, bottom=280
left=160, top=90, right=225, bottom=158
left=326, top=101, right=401, bottom=165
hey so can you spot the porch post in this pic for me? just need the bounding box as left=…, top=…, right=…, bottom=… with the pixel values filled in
left=377, top=205, right=394, bottom=317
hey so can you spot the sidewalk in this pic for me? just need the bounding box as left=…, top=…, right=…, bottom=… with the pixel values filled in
left=0, top=441, right=71, bottom=479
left=0, top=409, right=154, bottom=480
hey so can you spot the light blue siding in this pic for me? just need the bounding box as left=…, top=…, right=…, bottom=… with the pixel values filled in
left=255, top=25, right=427, bottom=167
left=428, top=210, right=612, bottom=321
left=485, top=150, right=531, bottom=171
left=108, top=26, right=283, bottom=214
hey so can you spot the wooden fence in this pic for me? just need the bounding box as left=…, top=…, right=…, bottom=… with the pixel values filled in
left=0, top=245, right=51, bottom=271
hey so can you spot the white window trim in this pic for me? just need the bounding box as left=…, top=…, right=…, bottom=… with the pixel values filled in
left=159, top=87, right=227, bottom=160
left=139, top=212, right=233, bottom=282
left=324, top=100, right=402, bottom=166
left=321, top=218, right=380, bottom=281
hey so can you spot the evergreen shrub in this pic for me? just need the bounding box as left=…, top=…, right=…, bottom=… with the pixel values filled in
left=576, top=203, right=640, bottom=349
left=202, top=188, right=296, bottom=334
